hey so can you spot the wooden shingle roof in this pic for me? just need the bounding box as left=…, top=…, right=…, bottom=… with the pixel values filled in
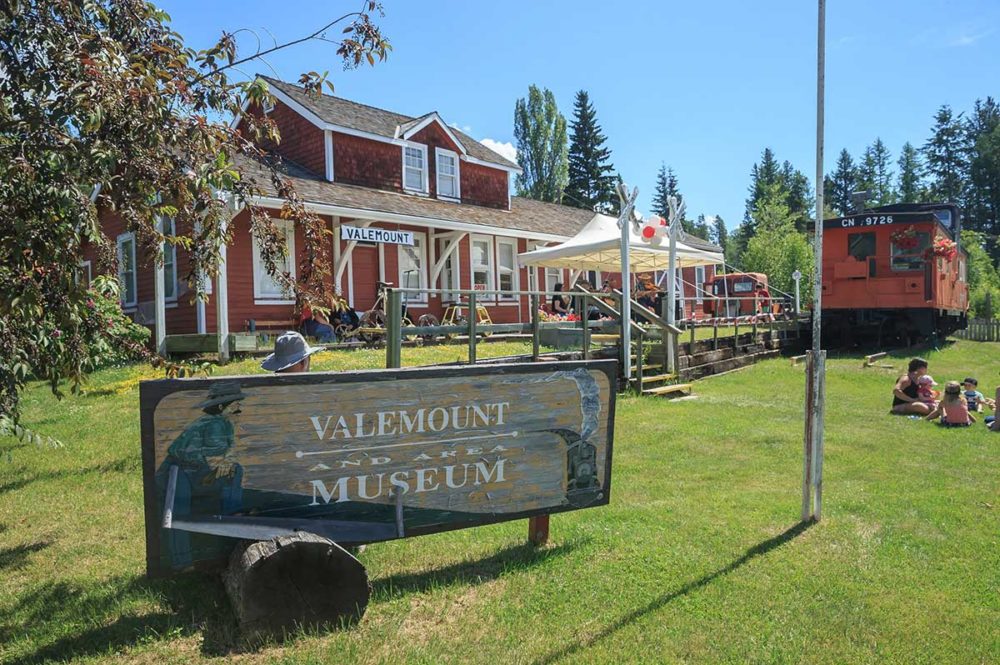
left=261, top=76, right=519, bottom=170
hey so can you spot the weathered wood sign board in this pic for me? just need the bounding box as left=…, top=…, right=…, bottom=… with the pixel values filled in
left=140, top=361, right=616, bottom=577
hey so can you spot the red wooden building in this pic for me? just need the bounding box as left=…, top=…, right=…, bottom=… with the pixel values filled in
left=89, top=76, right=723, bottom=346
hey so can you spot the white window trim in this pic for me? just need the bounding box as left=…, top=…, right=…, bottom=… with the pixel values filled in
left=79, top=260, right=92, bottom=287
left=252, top=219, right=296, bottom=304
left=470, top=234, right=495, bottom=295
left=398, top=231, right=429, bottom=304
left=116, top=232, right=137, bottom=309
left=161, top=217, right=178, bottom=303
left=435, top=147, right=461, bottom=201
left=545, top=267, right=563, bottom=293
left=695, top=266, right=706, bottom=304
left=402, top=143, right=429, bottom=195
left=496, top=237, right=519, bottom=301
left=436, top=237, right=462, bottom=302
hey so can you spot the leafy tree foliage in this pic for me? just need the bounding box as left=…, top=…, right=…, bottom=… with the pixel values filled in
left=740, top=183, right=814, bottom=299
left=0, top=0, right=389, bottom=421
left=514, top=85, right=568, bottom=203
left=961, top=230, right=1000, bottom=318
left=897, top=142, right=924, bottom=204
left=565, top=90, right=617, bottom=213
left=733, top=148, right=812, bottom=262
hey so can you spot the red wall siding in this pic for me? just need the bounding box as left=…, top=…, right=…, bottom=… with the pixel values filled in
left=332, top=133, right=401, bottom=191
left=461, top=161, right=509, bottom=210
left=240, top=100, right=326, bottom=176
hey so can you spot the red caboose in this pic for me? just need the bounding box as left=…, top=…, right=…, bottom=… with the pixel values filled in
left=820, top=203, right=968, bottom=344
left=702, top=272, right=770, bottom=318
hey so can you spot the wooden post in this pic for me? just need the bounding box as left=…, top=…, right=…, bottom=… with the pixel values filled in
left=154, top=255, right=166, bottom=357
left=582, top=295, right=591, bottom=360
left=216, top=233, right=230, bottom=364
left=528, top=514, right=549, bottom=546
left=689, top=321, right=695, bottom=347
left=713, top=320, right=719, bottom=350
left=635, top=330, right=644, bottom=391
left=467, top=292, right=477, bottom=365
left=802, top=351, right=815, bottom=521
left=386, top=288, right=402, bottom=369
left=733, top=319, right=739, bottom=351
left=531, top=294, right=540, bottom=361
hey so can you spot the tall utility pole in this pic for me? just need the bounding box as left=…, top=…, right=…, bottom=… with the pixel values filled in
left=803, top=0, right=826, bottom=522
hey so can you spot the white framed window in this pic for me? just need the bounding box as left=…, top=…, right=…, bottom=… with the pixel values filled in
left=436, top=237, right=461, bottom=302
left=403, top=144, right=428, bottom=193
left=160, top=217, right=177, bottom=302
left=116, top=232, right=137, bottom=308
left=397, top=231, right=428, bottom=303
left=497, top=238, right=518, bottom=300
left=78, top=260, right=92, bottom=288
left=695, top=266, right=706, bottom=304
left=545, top=267, right=563, bottom=292
left=470, top=235, right=495, bottom=293
left=435, top=148, right=460, bottom=200
left=252, top=219, right=296, bottom=303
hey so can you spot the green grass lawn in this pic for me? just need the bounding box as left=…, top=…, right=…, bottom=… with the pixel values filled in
left=1, top=340, right=998, bottom=664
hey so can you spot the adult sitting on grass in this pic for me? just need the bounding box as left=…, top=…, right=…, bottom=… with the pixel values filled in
left=261, top=331, right=322, bottom=374
left=891, top=357, right=932, bottom=415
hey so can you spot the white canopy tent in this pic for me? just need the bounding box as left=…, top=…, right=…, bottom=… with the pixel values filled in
left=517, top=212, right=723, bottom=272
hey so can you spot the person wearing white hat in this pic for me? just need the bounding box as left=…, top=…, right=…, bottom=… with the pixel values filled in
left=261, top=331, right=322, bottom=373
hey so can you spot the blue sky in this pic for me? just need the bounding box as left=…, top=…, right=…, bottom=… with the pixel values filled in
left=160, top=0, right=999, bottom=228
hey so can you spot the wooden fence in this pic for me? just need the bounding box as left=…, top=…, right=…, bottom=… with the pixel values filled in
left=954, top=318, right=1000, bottom=342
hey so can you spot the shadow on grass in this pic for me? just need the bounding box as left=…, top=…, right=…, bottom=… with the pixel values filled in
left=532, top=521, right=814, bottom=665
left=372, top=540, right=579, bottom=600
left=0, top=457, right=136, bottom=496
left=0, top=540, right=51, bottom=572
left=0, top=572, right=238, bottom=664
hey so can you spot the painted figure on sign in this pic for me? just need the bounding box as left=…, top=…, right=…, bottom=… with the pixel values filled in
left=155, top=380, right=247, bottom=568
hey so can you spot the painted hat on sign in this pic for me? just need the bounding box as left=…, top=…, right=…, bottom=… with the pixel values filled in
left=260, top=331, right=322, bottom=372
left=195, top=380, right=248, bottom=409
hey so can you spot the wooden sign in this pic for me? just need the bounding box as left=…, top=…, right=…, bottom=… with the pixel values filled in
left=140, top=360, right=616, bottom=577
left=340, top=225, right=414, bottom=246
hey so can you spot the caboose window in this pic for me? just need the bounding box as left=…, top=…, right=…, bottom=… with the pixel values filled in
left=848, top=232, right=876, bottom=260
left=890, top=231, right=930, bottom=271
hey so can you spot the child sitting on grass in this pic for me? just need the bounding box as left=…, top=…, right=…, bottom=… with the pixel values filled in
left=916, top=375, right=939, bottom=408
left=962, top=377, right=995, bottom=412
left=925, top=381, right=976, bottom=427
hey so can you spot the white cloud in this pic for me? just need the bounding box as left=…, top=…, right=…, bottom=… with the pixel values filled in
left=449, top=122, right=473, bottom=133
left=480, top=138, right=517, bottom=163
left=950, top=28, right=992, bottom=46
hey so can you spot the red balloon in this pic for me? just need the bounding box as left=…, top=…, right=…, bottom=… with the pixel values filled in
left=642, top=226, right=655, bottom=239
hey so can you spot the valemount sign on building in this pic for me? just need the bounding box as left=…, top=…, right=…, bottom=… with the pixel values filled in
left=340, top=225, right=414, bottom=246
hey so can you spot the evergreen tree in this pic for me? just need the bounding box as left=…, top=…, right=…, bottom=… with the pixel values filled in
left=897, top=141, right=924, bottom=204
left=828, top=148, right=857, bottom=214
left=650, top=164, right=670, bottom=218
left=711, top=215, right=728, bottom=250
left=867, top=138, right=895, bottom=205
left=965, top=97, right=1000, bottom=234
left=564, top=90, right=617, bottom=212
left=780, top=160, right=814, bottom=229
left=514, top=85, right=569, bottom=203
left=743, top=147, right=781, bottom=223
left=666, top=167, right=682, bottom=209
left=687, top=214, right=710, bottom=241
left=922, top=105, right=969, bottom=204
left=734, top=148, right=812, bottom=260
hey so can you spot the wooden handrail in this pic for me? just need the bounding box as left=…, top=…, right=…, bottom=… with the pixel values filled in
left=610, top=289, right=684, bottom=336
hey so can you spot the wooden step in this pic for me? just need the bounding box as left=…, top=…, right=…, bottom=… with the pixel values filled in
left=640, top=372, right=676, bottom=384
left=642, top=383, right=693, bottom=397
left=629, top=363, right=664, bottom=374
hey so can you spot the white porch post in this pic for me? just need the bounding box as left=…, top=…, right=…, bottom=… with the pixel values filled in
left=154, top=250, right=166, bottom=356
left=216, top=222, right=230, bottom=364
left=615, top=184, right=639, bottom=383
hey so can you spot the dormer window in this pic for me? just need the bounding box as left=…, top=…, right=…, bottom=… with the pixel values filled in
left=403, top=144, right=428, bottom=193
left=436, top=148, right=460, bottom=200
